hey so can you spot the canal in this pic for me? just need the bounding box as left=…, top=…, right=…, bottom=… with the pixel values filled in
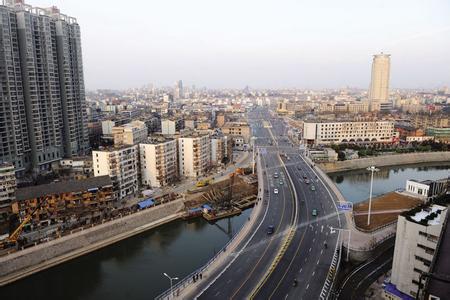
left=329, top=163, right=450, bottom=203
left=1, top=209, right=252, bottom=300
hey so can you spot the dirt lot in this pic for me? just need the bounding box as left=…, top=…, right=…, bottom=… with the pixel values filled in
left=353, top=192, right=422, bottom=231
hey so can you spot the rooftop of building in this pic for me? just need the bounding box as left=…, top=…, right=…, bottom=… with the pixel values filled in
left=141, top=136, right=175, bottom=145
left=402, top=204, right=447, bottom=226
left=3, top=0, right=77, bottom=24
left=222, top=121, right=249, bottom=127
left=16, top=175, right=112, bottom=201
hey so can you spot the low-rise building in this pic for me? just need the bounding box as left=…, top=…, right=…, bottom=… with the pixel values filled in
left=389, top=204, right=448, bottom=298
left=112, top=120, right=148, bottom=146
left=221, top=122, right=251, bottom=143
left=178, top=135, right=211, bottom=178
left=426, top=127, right=450, bottom=143
left=139, top=138, right=178, bottom=188
left=93, top=145, right=139, bottom=200
left=161, top=119, right=184, bottom=135
left=303, top=120, right=395, bottom=145
left=307, top=148, right=338, bottom=162
left=405, top=178, right=448, bottom=202
left=210, top=135, right=233, bottom=166
left=12, top=176, right=114, bottom=226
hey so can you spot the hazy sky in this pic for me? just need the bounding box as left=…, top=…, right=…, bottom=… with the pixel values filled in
left=31, top=0, right=450, bottom=90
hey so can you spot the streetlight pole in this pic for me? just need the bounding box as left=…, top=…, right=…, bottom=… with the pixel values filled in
left=367, top=166, right=379, bottom=226
left=251, top=137, right=257, bottom=174
left=163, top=272, right=179, bottom=299
left=330, top=226, right=351, bottom=261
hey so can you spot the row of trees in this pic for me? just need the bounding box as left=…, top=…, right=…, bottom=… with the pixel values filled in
left=331, top=140, right=449, bottom=160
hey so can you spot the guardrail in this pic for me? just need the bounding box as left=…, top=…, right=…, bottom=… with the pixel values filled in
left=320, top=230, right=341, bottom=300
left=155, top=226, right=239, bottom=300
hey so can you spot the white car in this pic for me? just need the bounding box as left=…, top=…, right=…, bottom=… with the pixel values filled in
left=273, top=188, right=279, bottom=194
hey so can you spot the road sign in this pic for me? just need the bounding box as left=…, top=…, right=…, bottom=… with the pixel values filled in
left=337, top=202, right=353, bottom=211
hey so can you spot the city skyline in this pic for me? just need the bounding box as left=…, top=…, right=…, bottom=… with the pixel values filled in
left=25, top=0, right=450, bottom=90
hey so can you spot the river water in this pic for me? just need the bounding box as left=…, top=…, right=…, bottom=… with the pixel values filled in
left=1, top=209, right=252, bottom=300
left=329, top=163, right=450, bottom=203
left=2, top=163, right=449, bottom=300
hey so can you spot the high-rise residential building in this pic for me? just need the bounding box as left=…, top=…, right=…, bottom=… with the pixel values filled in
left=178, top=135, right=210, bottom=178
left=389, top=204, right=447, bottom=299
left=93, top=145, right=139, bottom=201
left=0, top=1, right=89, bottom=175
left=139, top=138, right=178, bottom=188
left=368, top=53, right=391, bottom=111
left=174, top=80, right=183, bottom=99
left=303, top=120, right=395, bottom=145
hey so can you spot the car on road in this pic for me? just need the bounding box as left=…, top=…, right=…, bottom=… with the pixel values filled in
left=273, top=188, right=279, bottom=194
left=312, top=209, right=318, bottom=216
left=279, top=180, right=283, bottom=185
left=273, top=172, right=279, bottom=178
left=311, top=185, right=315, bottom=191
left=305, top=179, right=310, bottom=184
left=297, top=166, right=302, bottom=170
left=267, top=225, right=275, bottom=235
left=303, top=175, right=307, bottom=179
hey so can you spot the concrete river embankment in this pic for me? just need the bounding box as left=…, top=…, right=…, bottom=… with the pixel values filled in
left=0, top=200, right=184, bottom=286
left=319, top=151, right=450, bottom=173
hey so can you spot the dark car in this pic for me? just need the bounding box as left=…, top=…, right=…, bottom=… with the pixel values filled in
left=267, top=225, right=275, bottom=235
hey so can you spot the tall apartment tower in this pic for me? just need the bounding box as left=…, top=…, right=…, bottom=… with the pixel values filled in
left=0, top=1, right=89, bottom=176
left=368, top=53, right=390, bottom=111
left=174, top=80, right=183, bottom=99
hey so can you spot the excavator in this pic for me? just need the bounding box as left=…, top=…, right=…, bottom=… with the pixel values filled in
left=0, top=196, right=49, bottom=249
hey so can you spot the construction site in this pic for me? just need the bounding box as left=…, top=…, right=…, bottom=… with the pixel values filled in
left=183, top=167, right=258, bottom=222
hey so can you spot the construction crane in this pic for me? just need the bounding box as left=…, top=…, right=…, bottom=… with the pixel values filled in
left=1, top=195, right=49, bottom=249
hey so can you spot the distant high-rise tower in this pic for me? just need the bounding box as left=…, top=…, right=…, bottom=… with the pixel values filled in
left=0, top=1, right=89, bottom=175
left=368, top=53, right=391, bottom=111
left=174, top=80, right=184, bottom=99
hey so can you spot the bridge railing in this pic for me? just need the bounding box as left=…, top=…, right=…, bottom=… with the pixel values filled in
left=320, top=230, right=341, bottom=300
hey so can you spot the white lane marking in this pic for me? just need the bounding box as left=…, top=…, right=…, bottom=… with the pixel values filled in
left=320, top=249, right=323, bottom=255
left=306, top=283, right=310, bottom=290
left=317, top=259, right=320, bottom=265
left=312, top=271, right=316, bottom=276
left=299, top=268, right=303, bottom=273
left=321, top=225, right=324, bottom=232
left=309, top=247, right=312, bottom=252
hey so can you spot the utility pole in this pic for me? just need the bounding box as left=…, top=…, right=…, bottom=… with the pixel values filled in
left=367, top=166, right=379, bottom=226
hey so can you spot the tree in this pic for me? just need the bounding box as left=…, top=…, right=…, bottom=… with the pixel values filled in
left=338, top=151, right=346, bottom=161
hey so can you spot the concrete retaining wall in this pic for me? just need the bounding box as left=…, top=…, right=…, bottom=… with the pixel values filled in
left=0, top=200, right=184, bottom=286
left=319, top=151, right=450, bottom=173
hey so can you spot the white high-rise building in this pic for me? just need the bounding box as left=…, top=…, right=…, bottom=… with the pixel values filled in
left=390, top=204, right=447, bottom=298
left=139, top=139, right=178, bottom=188
left=368, top=53, right=391, bottom=111
left=178, top=135, right=210, bottom=178
left=93, top=145, right=139, bottom=200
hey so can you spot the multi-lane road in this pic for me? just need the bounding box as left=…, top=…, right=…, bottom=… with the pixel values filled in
left=195, top=108, right=345, bottom=299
